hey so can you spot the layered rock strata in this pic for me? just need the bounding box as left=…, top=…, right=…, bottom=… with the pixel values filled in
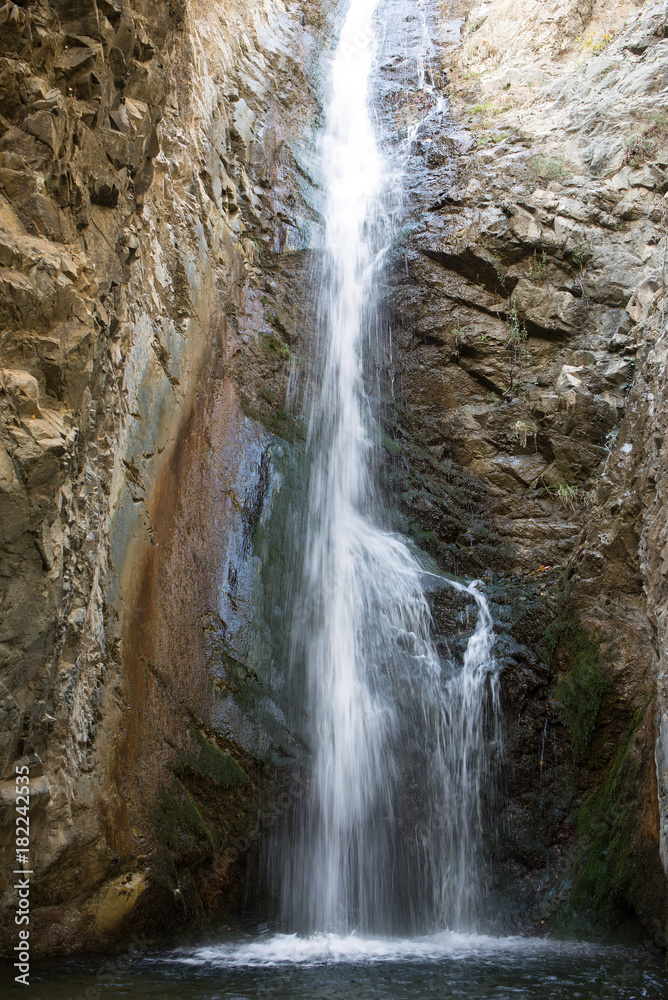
left=385, top=0, right=668, bottom=943
left=0, top=0, right=324, bottom=953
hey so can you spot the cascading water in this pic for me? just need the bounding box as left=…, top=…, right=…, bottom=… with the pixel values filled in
left=277, top=0, right=501, bottom=935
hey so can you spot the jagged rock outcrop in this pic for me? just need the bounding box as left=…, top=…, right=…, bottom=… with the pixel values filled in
left=0, top=0, right=324, bottom=954
left=384, top=0, right=668, bottom=944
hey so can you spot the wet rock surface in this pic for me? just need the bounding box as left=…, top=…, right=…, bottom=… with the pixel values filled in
left=382, top=0, right=668, bottom=945
left=0, top=0, right=325, bottom=954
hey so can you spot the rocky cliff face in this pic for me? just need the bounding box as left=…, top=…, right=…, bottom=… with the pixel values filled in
left=1, top=0, right=668, bottom=958
left=385, top=0, right=668, bottom=945
left=0, top=0, right=324, bottom=954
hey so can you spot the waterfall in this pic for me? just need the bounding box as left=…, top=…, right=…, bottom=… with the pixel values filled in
left=277, top=0, right=501, bottom=935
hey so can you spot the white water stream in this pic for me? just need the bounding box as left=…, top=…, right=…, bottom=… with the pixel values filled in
left=277, top=0, right=501, bottom=935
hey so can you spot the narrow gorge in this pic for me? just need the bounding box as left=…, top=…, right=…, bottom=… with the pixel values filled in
left=1, top=0, right=668, bottom=994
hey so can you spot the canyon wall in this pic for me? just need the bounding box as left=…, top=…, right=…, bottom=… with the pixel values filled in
left=1, top=0, right=668, bottom=957
left=0, top=0, right=324, bottom=953
left=385, top=0, right=668, bottom=944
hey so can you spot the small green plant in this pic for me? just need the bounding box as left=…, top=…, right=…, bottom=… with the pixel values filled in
left=572, top=238, right=593, bottom=271
left=507, top=305, right=526, bottom=346
left=261, top=331, right=295, bottom=362
left=530, top=155, right=571, bottom=184
left=549, top=483, right=581, bottom=511
left=623, top=133, right=654, bottom=168
left=491, top=250, right=506, bottom=289
left=244, top=237, right=261, bottom=264
left=450, top=326, right=467, bottom=358
left=571, top=238, right=594, bottom=299
left=582, top=484, right=599, bottom=508
left=477, top=130, right=512, bottom=146
left=470, top=103, right=502, bottom=130
left=530, top=250, right=549, bottom=279
left=512, top=418, right=538, bottom=448
left=506, top=305, right=528, bottom=391
left=605, top=425, right=619, bottom=451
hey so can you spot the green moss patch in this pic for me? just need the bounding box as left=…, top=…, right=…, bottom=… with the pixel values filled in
left=178, top=729, right=248, bottom=790
left=546, top=619, right=606, bottom=761
left=566, top=705, right=651, bottom=935
left=529, top=155, right=572, bottom=183
left=260, top=330, right=294, bottom=361
left=158, top=780, right=215, bottom=855
left=240, top=395, right=304, bottom=444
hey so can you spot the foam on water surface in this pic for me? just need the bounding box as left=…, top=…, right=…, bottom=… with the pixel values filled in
left=171, top=932, right=598, bottom=968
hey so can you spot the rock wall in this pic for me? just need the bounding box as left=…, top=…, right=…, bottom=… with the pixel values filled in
left=385, top=0, right=668, bottom=944
left=2, top=0, right=668, bottom=958
left=0, top=0, right=324, bottom=954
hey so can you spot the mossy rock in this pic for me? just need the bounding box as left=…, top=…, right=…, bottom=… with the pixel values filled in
left=545, top=618, right=606, bottom=762
left=241, top=396, right=305, bottom=444
left=570, top=708, right=644, bottom=922
left=260, top=330, right=293, bottom=361
left=177, top=729, right=248, bottom=791
left=553, top=702, right=666, bottom=945
left=157, top=778, right=215, bottom=856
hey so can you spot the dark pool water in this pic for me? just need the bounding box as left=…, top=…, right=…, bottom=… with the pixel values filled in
left=4, top=932, right=668, bottom=999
